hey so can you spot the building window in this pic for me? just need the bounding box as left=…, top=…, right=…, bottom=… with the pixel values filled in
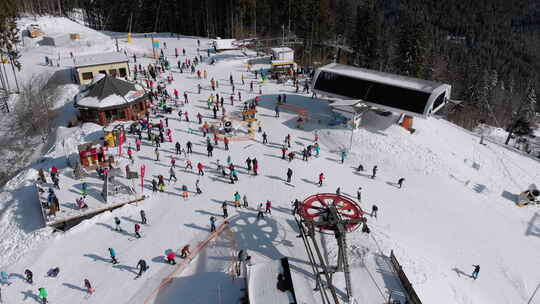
left=98, top=70, right=106, bottom=75
left=119, top=68, right=127, bottom=77
left=109, top=69, right=118, bottom=77
left=82, top=72, right=93, bottom=80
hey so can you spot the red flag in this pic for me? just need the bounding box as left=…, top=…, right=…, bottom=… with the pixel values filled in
left=140, top=165, right=146, bottom=192
left=118, top=130, right=125, bottom=156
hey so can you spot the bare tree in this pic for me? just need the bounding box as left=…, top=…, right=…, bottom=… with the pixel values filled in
left=14, top=75, right=57, bottom=142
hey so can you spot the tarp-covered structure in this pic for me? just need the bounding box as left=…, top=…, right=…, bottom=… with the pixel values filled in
left=312, top=63, right=452, bottom=117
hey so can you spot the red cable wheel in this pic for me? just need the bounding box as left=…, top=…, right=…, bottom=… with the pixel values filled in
left=299, top=193, right=364, bottom=232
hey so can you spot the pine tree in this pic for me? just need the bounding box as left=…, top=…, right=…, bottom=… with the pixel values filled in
left=395, top=15, right=429, bottom=78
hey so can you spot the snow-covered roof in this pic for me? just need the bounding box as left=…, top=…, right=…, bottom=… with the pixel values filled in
left=75, top=75, right=146, bottom=109
left=74, top=52, right=128, bottom=68
left=319, top=63, right=446, bottom=94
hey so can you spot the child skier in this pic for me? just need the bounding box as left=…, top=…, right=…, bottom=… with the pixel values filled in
left=140, top=210, right=147, bottom=224
left=265, top=200, right=272, bottom=214
left=84, top=279, right=94, bottom=294
left=114, top=217, right=122, bottom=231
left=134, top=223, right=141, bottom=238
left=222, top=201, right=228, bottom=218
left=166, top=252, right=176, bottom=265
left=136, top=259, right=148, bottom=278
left=257, top=203, right=265, bottom=220
left=108, top=248, right=118, bottom=264
left=180, top=245, right=191, bottom=258
left=210, top=216, right=216, bottom=232
left=24, top=269, right=33, bottom=284
left=318, top=173, right=325, bottom=187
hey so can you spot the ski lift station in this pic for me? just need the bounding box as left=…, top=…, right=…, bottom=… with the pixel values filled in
left=312, top=63, right=452, bottom=119
left=271, top=47, right=294, bottom=61
left=212, top=38, right=238, bottom=52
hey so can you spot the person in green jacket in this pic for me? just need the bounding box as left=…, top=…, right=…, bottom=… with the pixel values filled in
left=38, top=287, right=48, bottom=303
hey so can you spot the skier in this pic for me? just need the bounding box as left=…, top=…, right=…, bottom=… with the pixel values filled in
left=187, top=141, right=193, bottom=153
left=222, top=201, right=229, bottom=218
left=108, top=248, right=118, bottom=264
left=140, top=210, right=147, bottom=224
left=38, top=287, right=48, bottom=303
left=175, top=142, right=181, bottom=155
left=252, top=158, right=259, bottom=175
left=262, top=132, right=268, bottom=144
left=84, top=278, right=94, bottom=294
left=180, top=245, right=191, bottom=258
left=210, top=216, right=216, bottom=232
left=197, top=162, right=205, bottom=176
left=185, top=159, right=193, bottom=171
left=265, top=200, right=272, bottom=214
left=397, top=177, right=405, bottom=188
left=136, top=259, right=148, bottom=278
left=234, top=192, right=242, bottom=208
left=195, top=179, right=202, bottom=194
left=224, top=137, right=229, bottom=150
left=181, top=184, right=188, bottom=200
left=281, top=146, right=287, bottom=159
left=24, top=269, right=33, bottom=284
left=336, top=187, right=341, bottom=195
left=152, top=179, right=158, bottom=192
left=340, top=150, right=347, bottom=164
left=168, top=166, right=177, bottom=183
left=371, top=205, right=378, bottom=218
left=243, top=194, right=248, bottom=208
left=114, top=217, right=122, bottom=231
left=46, top=267, right=60, bottom=277
left=134, top=223, right=141, bottom=238
left=257, top=203, right=265, bottom=220
left=357, top=187, right=362, bottom=202
left=286, top=168, right=293, bottom=183
left=471, top=265, right=480, bottom=280
left=292, top=199, right=300, bottom=215
left=246, top=157, right=252, bottom=171
left=318, top=173, right=325, bottom=187
left=155, top=147, right=160, bottom=161
left=371, top=165, right=378, bottom=179
left=166, top=252, right=176, bottom=265
left=314, top=143, right=321, bottom=157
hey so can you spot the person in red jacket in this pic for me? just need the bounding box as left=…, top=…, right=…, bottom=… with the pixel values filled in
left=318, top=173, right=324, bottom=187
left=134, top=223, right=141, bottom=238
left=166, top=252, right=176, bottom=265
left=265, top=200, right=272, bottom=214
left=223, top=137, right=229, bottom=150
left=186, top=159, right=193, bottom=171
left=197, top=162, right=204, bottom=176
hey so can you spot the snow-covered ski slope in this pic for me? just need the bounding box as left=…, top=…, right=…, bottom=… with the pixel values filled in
left=0, top=16, right=539, bottom=304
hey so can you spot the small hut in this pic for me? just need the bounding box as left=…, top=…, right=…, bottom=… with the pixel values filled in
left=75, top=75, right=149, bottom=126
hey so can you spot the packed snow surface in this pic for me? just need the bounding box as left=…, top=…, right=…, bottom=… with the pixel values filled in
left=0, top=16, right=539, bottom=304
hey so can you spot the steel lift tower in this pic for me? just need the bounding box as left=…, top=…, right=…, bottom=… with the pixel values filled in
left=295, top=193, right=366, bottom=304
